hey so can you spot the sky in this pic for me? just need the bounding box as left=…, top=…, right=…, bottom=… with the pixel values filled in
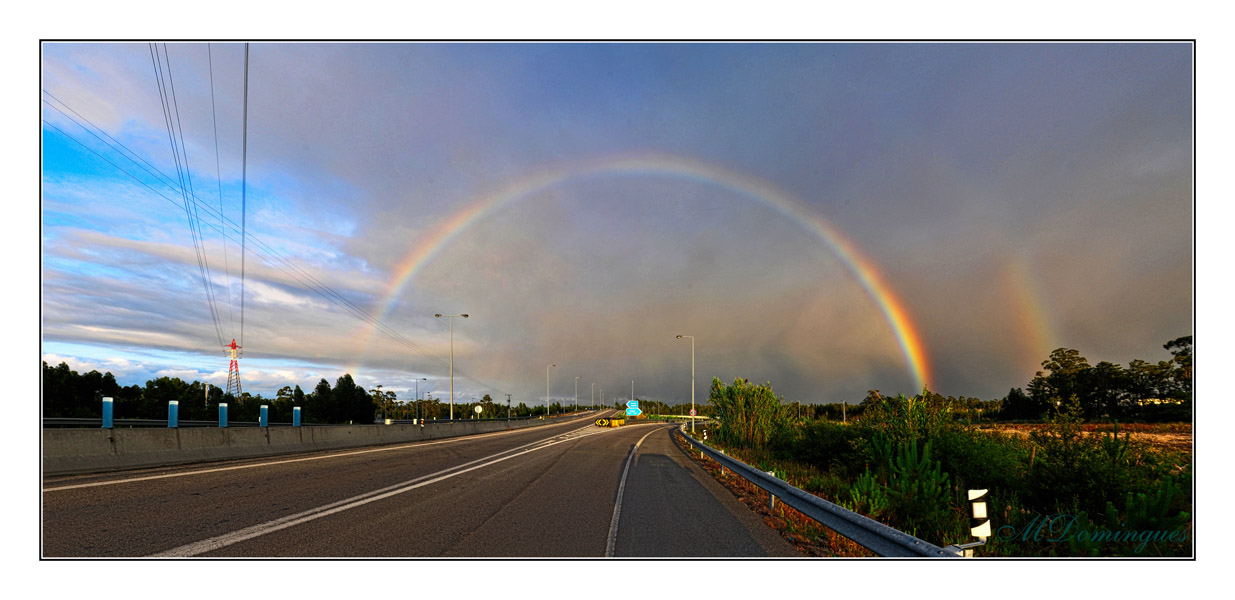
left=39, top=42, right=1194, bottom=407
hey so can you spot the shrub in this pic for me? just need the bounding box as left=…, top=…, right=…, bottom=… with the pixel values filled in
left=790, top=420, right=863, bottom=474
left=931, top=427, right=1029, bottom=495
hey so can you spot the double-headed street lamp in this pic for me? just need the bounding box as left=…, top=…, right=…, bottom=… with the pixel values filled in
left=435, top=313, right=468, bottom=419
left=677, top=334, right=695, bottom=432
left=547, top=364, right=556, bottom=417
left=414, top=377, right=427, bottom=422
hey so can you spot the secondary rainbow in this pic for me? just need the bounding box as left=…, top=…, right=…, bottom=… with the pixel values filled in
left=352, top=153, right=934, bottom=391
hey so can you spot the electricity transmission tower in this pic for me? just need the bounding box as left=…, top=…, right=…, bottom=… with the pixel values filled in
left=225, top=338, right=243, bottom=397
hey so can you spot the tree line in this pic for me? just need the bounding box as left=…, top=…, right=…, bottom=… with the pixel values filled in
left=1001, top=335, right=1191, bottom=421
left=42, top=362, right=596, bottom=424
left=42, top=363, right=378, bottom=424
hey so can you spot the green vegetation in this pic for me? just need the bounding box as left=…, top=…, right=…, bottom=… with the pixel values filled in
left=708, top=378, right=789, bottom=448
left=700, top=337, right=1192, bottom=557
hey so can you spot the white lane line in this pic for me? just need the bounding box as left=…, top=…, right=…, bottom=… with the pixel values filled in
left=150, top=426, right=613, bottom=557
left=605, top=425, right=666, bottom=557
left=44, top=422, right=595, bottom=493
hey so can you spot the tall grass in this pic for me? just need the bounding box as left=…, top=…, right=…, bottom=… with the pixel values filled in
left=708, top=377, right=788, bottom=449
left=704, top=387, right=1192, bottom=556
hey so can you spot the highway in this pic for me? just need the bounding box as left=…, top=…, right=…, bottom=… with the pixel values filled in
left=42, top=411, right=797, bottom=557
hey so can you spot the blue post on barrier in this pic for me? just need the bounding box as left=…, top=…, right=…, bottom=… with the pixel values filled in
left=101, top=397, right=113, bottom=429
left=259, top=405, right=268, bottom=427
left=293, top=406, right=301, bottom=427
left=168, top=400, right=179, bottom=428
left=219, top=402, right=228, bottom=428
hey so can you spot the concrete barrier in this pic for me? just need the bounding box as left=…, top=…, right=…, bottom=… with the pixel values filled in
left=42, top=416, right=582, bottom=476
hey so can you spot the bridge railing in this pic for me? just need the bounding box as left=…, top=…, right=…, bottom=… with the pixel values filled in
left=677, top=423, right=962, bottom=558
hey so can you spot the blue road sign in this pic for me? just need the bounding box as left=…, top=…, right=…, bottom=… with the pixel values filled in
left=626, top=407, right=642, bottom=416
left=627, top=400, right=639, bottom=408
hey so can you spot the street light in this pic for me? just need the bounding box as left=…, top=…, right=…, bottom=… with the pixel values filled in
left=591, top=383, right=595, bottom=410
left=547, top=364, right=556, bottom=417
left=435, top=313, right=468, bottom=419
left=575, top=376, right=580, bottom=414
left=677, top=335, right=695, bottom=432
left=414, top=377, right=427, bottom=422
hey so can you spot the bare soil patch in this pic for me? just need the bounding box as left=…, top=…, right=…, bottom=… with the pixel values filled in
left=975, top=422, right=1192, bottom=453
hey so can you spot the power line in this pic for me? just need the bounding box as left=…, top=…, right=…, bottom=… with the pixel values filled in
left=207, top=42, right=236, bottom=341
left=46, top=77, right=487, bottom=384
left=148, top=43, right=226, bottom=349
left=42, top=96, right=507, bottom=395
left=164, top=43, right=229, bottom=350
left=240, top=42, right=249, bottom=349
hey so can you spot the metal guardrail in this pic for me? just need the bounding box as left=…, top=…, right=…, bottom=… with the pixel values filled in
left=677, top=423, right=961, bottom=558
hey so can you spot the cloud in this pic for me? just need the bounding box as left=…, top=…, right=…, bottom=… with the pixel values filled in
left=41, top=43, right=1193, bottom=403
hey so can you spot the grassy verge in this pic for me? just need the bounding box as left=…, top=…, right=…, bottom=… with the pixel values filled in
left=696, top=392, right=1192, bottom=557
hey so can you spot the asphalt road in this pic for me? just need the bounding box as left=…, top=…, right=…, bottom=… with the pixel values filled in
left=42, top=412, right=797, bottom=557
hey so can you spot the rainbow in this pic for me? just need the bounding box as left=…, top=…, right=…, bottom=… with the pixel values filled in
left=350, top=153, right=934, bottom=391
left=1002, top=255, right=1058, bottom=369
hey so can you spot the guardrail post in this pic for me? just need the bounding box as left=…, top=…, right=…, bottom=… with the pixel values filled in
left=293, top=406, right=301, bottom=427
left=168, top=400, right=179, bottom=428
left=101, top=397, right=113, bottom=429
left=259, top=405, right=268, bottom=427
left=767, top=471, right=776, bottom=511
left=967, top=489, right=990, bottom=557
left=219, top=403, right=228, bottom=428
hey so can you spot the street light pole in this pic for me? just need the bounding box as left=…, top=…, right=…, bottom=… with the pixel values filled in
left=435, top=313, right=468, bottom=419
left=546, top=364, right=556, bottom=417
left=574, top=376, right=580, bottom=413
left=677, top=335, right=695, bottom=433
left=591, top=383, right=595, bottom=409
left=414, top=377, right=426, bottom=422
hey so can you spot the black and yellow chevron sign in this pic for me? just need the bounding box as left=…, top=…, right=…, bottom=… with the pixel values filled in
left=595, top=419, right=610, bottom=427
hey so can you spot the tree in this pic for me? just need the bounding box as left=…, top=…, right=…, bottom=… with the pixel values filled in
left=334, top=374, right=373, bottom=424
left=1084, top=361, right=1128, bottom=419
left=1001, top=387, right=1040, bottom=420
left=372, top=384, right=388, bottom=420
left=1163, top=335, right=1192, bottom=400
left=1028, top=348, right=1091, bottom=414
left=309, top=378, right=333, bottom=423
